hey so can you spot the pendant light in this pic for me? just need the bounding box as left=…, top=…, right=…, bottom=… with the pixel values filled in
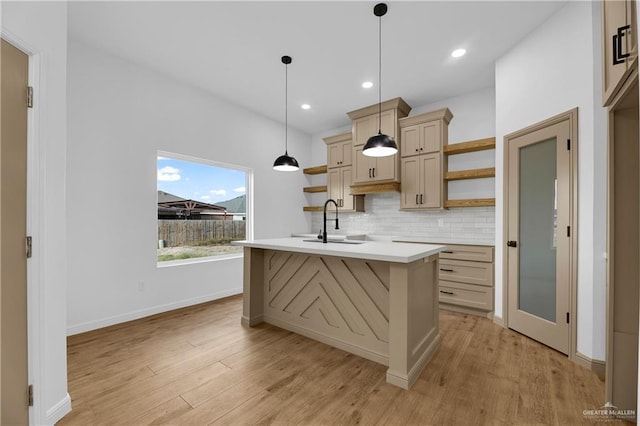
left=363, top=3, right=398, bottom=158
left=273, top=55, right=300, bottom=171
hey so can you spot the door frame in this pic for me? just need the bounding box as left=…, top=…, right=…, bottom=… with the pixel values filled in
left=502, top=108, right=579, bottom=362
left=1, top=29, right=46, bottom=425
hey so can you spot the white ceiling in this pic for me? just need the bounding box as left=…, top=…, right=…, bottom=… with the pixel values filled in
left=67, top=1, right=567, bottom=135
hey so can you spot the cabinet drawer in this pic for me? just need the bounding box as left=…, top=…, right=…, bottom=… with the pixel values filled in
left=439, top=281, right=493, bottom=311
left=439, top=244, right=493, bottom=262
left=439, top=259, right=493, bottom=287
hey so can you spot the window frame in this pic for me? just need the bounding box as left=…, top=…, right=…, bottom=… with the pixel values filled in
left=156, top=150, right=253, bottom=267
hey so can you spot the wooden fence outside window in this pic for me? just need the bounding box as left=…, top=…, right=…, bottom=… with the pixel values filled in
left=158, top=219, right=246, bottom=247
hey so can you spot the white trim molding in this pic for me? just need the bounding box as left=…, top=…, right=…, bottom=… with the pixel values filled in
left=67, top=288, right=242, bottom=336
left=0, top=29, right=52, bottom=426
left=575, top=352, right=606, bottom=379
left=46, top=394, right=71, bottom=425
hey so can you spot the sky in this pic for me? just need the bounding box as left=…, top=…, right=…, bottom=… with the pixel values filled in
left=157, top=156, right=247, bottom=204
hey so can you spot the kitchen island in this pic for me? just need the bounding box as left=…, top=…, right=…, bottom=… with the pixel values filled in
left=235, top=237, right=444, bottom=389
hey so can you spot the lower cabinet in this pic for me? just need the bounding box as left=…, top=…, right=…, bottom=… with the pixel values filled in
left=327, top=166, right=364, bottom=212
left=438, top=244, right=495, bottom=316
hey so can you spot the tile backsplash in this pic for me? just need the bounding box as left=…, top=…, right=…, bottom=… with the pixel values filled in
left=311, top=192, right=495, bottom=244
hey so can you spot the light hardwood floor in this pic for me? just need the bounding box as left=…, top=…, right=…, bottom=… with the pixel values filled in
left=60, top=295, right=621, bottom=425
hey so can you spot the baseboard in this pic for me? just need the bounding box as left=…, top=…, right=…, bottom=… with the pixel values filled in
left=241, top=314, right=263, bottom=327
left=386, top=334, right=442, bottom=390
left=574, top=351, right=606, bottom=379
left=264, top=315, right=389, bottom=366
left=493, top=315, right=505, bottom=328
left=439, top=303, right=494, bottom=320
left=46, top=393, right=71, bottom=425
left=67, top=288, right=242, bottom=335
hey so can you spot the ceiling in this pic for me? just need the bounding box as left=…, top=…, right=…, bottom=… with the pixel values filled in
left=67, top=1, right=567, bottom=135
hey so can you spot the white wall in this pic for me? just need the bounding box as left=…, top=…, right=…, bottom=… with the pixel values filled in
left=495, top=1, right=607, bottom=360
left=66, top=39, right=312, bottom=334
left=307, top=87, right=496, bottom=242
left=1, top=1, right=70, bottom=424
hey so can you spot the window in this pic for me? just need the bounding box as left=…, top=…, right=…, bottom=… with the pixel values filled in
left=157, top=151, right=250, bottom=263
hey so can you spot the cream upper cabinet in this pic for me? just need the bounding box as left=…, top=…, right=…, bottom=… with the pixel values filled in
left=327, top=141, right=351, bottom=168
left=400, top=153, right=441, bottom=209
left=603, top=0, right=638, bottom=106
left=399, top=108, right=452, bottom=210
left=352, top=109, right=396, bottom=147
left=325, top=132, right=352, bottom=168
left=324, top=132, right=363, bottom=212
left=400, top=121, right=441, bottom=157
left=353, top=144, right=397, bottom=184
left=347, top=98, right=411, bottom=188
left=400, top=156, right=420, bottom=208
left=327, top=166, right=363, bottom=212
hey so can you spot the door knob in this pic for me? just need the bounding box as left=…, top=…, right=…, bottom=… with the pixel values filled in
left=507, top=240, right=517, bottom=247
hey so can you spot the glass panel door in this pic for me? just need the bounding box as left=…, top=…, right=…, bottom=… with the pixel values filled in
left=518, top=137, right=557, bottom=322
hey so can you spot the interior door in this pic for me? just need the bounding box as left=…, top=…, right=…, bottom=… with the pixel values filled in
left=507, top=118, right=572, bottom=354
left=1, top=38, right=30, bottom=424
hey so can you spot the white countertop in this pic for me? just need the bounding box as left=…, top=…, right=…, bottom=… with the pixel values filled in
left=292, top=232, right=494, bottom=247
left=389, top=236, right=495, bottom=247
left=234, top=237, right=444, bottom=263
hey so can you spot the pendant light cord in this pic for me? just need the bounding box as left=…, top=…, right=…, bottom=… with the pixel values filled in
left=285, top=61, right=288, bottom=155
left=378, top=12, right=382, bottom=134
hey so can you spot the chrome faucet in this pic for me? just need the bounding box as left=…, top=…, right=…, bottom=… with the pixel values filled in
left=322, top=199, right=339, bottom=243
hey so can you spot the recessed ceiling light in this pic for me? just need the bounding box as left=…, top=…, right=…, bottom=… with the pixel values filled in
left=362, top=81, right=374, bottom=89
left=301, top=104, right=311, bottom=110
left=451, top=48, right=466, bottom=58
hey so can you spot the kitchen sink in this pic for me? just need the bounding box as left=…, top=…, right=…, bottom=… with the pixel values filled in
left=302, top=239, right=366, bottom=244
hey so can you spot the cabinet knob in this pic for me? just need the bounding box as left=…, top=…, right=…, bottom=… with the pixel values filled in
left=415, top=148, right=419, bottom=152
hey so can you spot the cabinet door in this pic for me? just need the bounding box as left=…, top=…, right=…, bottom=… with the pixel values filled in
left=328, top=140, right=352, bottom=168
left=353, top=115, right=377, bottom=147
left=379, top=109, right=397, bottom=140
left=422, top=121, right=441, bottom=153
left=354, top=110, right=396, bottom=147
left=339, top=166, right=354, bottom=211
left=421, top=153, right=441, bottom=208
left=603, top=0, right=631, bottom=105
left=627, top=0, right=638, bottom=61
left=327, top=167, right=342, bottom=203
left=400, top=157, right=421, bottom=209
left=327, top=143, right=343, bottom=168
left=373, top=154, right=398, bottom=182
left=353, top=145, right=376, bottom=183
left=340, top=141, right=352, bottom=166
left=401, top=124, right=421, bottom=157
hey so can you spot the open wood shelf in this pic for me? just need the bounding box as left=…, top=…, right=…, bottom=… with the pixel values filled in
left=303, top=165, right=327, bottom=175
left=443, top=137, right=496, bottom=208
left=303, top=206, right=324, bottom=212
left=444, top=198, right=496, bottom=208
left=444, top=137, right=496, bottom=155
left=350, top=182, right=400, bottom=196
left=303, top=166, right=327, bottom=212
left=444, top=167, right=495, bottom=181
left=303, top=185, right=327, bottom=193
